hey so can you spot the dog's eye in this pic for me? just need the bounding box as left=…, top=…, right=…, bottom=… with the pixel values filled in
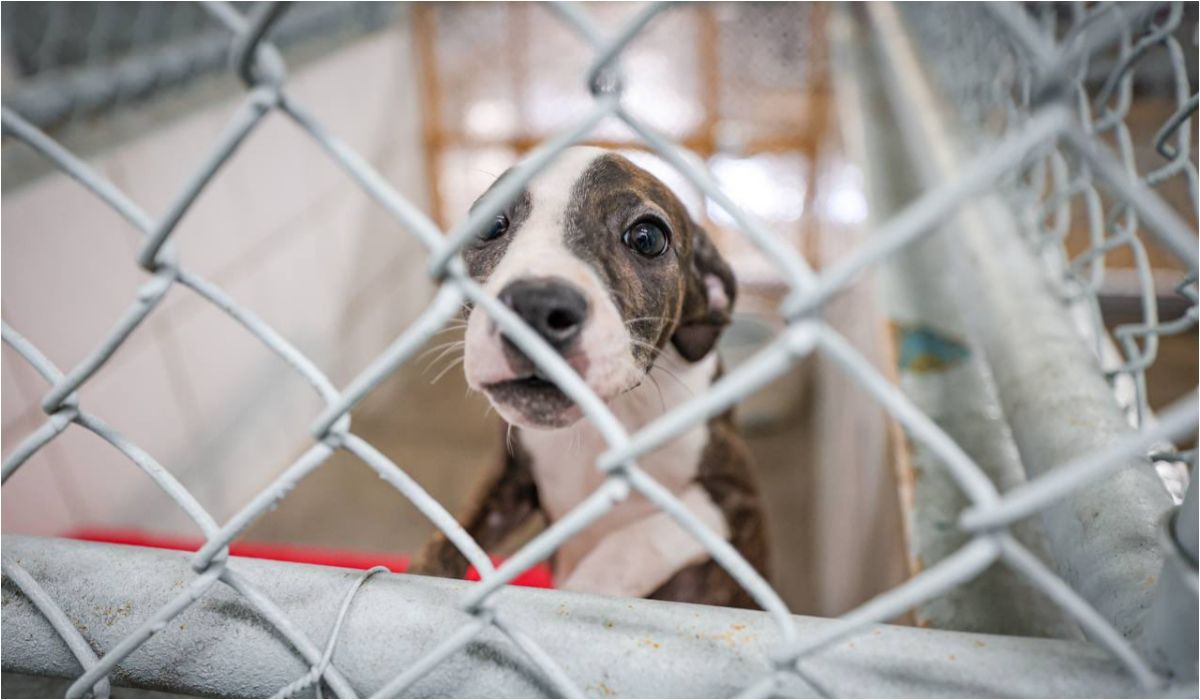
left=623, top=221, right=669, bottom=258
left=480, top=214, right=509, bottom=242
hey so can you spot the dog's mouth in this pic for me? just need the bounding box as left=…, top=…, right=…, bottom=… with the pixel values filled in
left=483, top=371, right=579, bottom=428
left=488, top=374, right=564, bottom=396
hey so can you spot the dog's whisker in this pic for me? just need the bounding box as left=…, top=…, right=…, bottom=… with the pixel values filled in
left=649, top=363, right=695, bottom=397
left=424, top=342, right=465, bottom=368
left=618, top=340, right=693, bottom=398
left=430, top=351, right=465, bottom=378
left=646, top=369, right=667, bottom=414
left=430, top=325, right=467, bottom=336
left=430, top=356, right=465, bottom=385
left=611, top=355, right=666, bottom=418
left=424, top=328, right=465, bottom=348
left=625, top=337, right=661, bottom=351
left=418, top=340, right=465, bottom=372
left=420, top=338, right=465, bottom=355
left=624, top=337, right=688, bottom=373
left=626, top=341, right=662, bottom=357
left=623, top=316, right=672, bottom=327
left=418, top=348, right=459, bottom=374
left=427, top=358, right=463, bottom=385
left=629, top=341, right=688, bottom=374
left=653, top=354, right=688, bottom=375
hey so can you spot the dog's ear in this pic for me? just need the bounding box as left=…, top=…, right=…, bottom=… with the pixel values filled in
left=671, top=222, right=736, bottom=362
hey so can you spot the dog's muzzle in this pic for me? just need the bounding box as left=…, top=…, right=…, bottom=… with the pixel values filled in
left=471, top=276, right=591, bottom=427
left=499, top=277, right=588, bottom=355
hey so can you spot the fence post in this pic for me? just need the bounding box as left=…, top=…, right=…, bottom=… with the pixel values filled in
left=864, top=1, right=1175, bottom=643
left=827, top=3, right=1082, bottom=638
left=1143, top=476, right=1199, bottom=680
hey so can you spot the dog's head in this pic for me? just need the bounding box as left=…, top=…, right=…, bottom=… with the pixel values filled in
left=462, top=146, right=735, bottom=430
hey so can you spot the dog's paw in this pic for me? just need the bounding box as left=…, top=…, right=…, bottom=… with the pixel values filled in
left=558, top=557, right=648, bottom=598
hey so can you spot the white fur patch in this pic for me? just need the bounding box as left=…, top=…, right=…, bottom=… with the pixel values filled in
left=521, top=348, right=724, bottom=590
left=558, top=483, right=728, bottom=598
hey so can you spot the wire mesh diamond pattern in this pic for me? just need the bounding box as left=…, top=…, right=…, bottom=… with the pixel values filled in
left=1, top=2, right=1196, bottom=698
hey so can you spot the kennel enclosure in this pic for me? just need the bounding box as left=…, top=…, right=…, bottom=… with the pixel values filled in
left=2, top=2, right=1198, bottom=698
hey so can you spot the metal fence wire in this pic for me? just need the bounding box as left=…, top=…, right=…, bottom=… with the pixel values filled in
left=0, top=1, right=397, bottom=130
left=1, top=2, right=1197, bottom=698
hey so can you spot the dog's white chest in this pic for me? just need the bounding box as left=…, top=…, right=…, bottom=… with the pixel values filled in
left=519, top=351, right=722, bottom=586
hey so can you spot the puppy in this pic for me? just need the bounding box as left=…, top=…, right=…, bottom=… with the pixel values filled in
left=411, top=147, right=767, bottom=607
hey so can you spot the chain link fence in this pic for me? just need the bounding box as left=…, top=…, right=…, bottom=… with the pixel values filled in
left=1, top=1, right=397, bottom=130
left=1, top=2, right=1197, bottom=697
left=907, top=1, right=1197, bottom=431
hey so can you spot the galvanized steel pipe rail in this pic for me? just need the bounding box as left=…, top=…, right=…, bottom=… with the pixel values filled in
left=0, top=536, right=1157, bottom=699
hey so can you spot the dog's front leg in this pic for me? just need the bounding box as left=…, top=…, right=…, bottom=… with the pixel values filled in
left=409, top=432, right=538, bottom=578
left=558, top=484, right=729, bottom=599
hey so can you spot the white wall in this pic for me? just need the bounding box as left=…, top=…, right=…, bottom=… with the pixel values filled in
left=2, top=22, right=436, bottom=536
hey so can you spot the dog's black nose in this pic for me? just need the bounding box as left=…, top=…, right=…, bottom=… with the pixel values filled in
left=499, top=278, right=588, bottom=352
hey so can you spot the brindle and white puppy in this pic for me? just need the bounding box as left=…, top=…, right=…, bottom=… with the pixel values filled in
left=411, top=147, right=767, bottom=607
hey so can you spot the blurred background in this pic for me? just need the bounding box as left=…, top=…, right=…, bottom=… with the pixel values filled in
left=2, top=1, right=1196, bottom=626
